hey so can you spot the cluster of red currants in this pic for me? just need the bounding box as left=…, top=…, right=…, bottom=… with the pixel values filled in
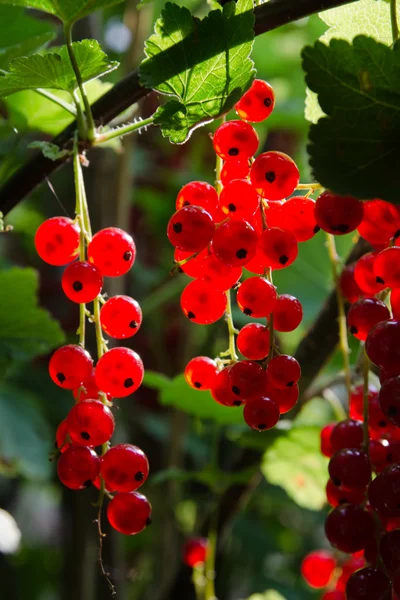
left=34, top=217, right=151, bottom=536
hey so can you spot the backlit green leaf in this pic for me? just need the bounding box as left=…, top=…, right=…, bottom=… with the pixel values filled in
left=0, top=0, right=126, bottom=25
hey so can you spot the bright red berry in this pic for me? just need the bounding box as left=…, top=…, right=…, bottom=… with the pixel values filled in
left=220, top=160, right=250, bottom=185
left=374, top=246, right=400, bottom=288
left=49, top=344, right=93, bottom=389
left=229, top=360, right=268, bottom=400
left=182, top=538, right=208, bottom=567
left=357, top=199, right=400, bottom=246
left=366, top=320, right=400, bottom=375
left=107, top=491, right=152, bottom=535
left=35, top=217, right=80, bottom=266
left=199, top=254, right=242, bottom=291
left=354, top=253, right=385, bottom=295
left=349, top=384, right=378, bottom=421
left=321, top=592, right=346, bottom=600
left=167, top=206, right=214, bottom=252
left=328, top=449, right=371, bottom=490
left=243, top=396, right=280, bottom=431
left=57, top=446, right=100, bottom=490
left=213, top=120, right=259, bottom=161
left=100, top=295, right=142, bottom=339
left=346, top=567, right=391, bottom=600
left=330, top=419, right=364, bottom=452
left=237, top=276, right=277, bottom=317
left=237, top=323, right=270, bottom=360
left=62, top=261, right=103, bottom=303
left=273, top=294, right=303, bottom=332
left=266, top=196, right=319, bottom=242
left=95, top=347, right=144, bottom=398
left=176, top=181, right=219, bottom=219
left=174, top=248, right=208, bottom=277
left=88, top=227, right=136, bottom=277
left=55, top=419, right=70, bottom=453
left=211, top=367, right=242, bottom=407
left=266, top=381, right=299, bottom=413
left=67, top=399, right=115, bottom=447
left=101, top=444, right=149, bottom=492
left=212, top=220, right=258, bottom=267
left=219, top=179, right=259, bottom=220
left=73, top=370, right=110, bottom=402
left=314, top=191, right=364, bottom=235
left=340, top=264, right=365, bottom=303
left=184, top=356, right=218, bottom=391
left=250, top=151, right=299, bottom=200
left=235, top=79, right=275, bottom=122
left=325, top=504, right=375, bottom=553
left=267, top=355, right=301, bottom=389
left=180, top=280, right=227, bottom=324
left=258, top=227, right=298, bottom=269
left=348, top=298, right=390, bottom=341
left=321, top=423, right=336, bottom=457
left=301, top=550, right=336, bottom=588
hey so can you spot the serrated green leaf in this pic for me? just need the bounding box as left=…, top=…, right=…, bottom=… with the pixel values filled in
left=0, top=33, right=55, bottom=71
left=303, top=36, right=400, bottom=203
left=0, top=39, right=118, bottom=97
left=28, top=141, right=71, bottom=161
left=140, top=0, right=255, bottom=143
left=0, top=0, right=126, bottom=25
left=0, top=267, right=65, bottom=360
left=261, top=426, right=328, bottom=510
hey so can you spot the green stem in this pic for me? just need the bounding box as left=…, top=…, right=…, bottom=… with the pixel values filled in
left=325, top=233, right=352, bottom=402
left=204, top=516, right=217, bottom=600
left=363, top=346, right=370, bottom=456
left=225, top=290, right=238, bottom=362
left=72, top=89, right=87, bottom=139
left=64, top=23, right=96, bottom=141
left=296, top=182, right=323, bottom=190
left=391, top=0, right=399, bottom=44
left=35, top=89, right=77, bottom=115
left=73, top=138, right=86, bottom=347
left=93, top=116, right=155, bottom=146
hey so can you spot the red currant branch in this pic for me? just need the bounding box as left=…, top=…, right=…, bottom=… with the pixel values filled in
left=93, top=115, right=155, bottom=146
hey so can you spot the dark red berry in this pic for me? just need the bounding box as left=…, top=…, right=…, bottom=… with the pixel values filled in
left=379, top=376, right=400, bottom=427
left=366, top=320, right=400, bottom=375
left=391, top=288, right=400, bottom=320
left=324, top=504, right=375, bottom=553
left=354, top=253, right=386, bottom=295
left=273, top=294, right=303, bottom=332
left=55, top=419, right=70, bottom=453
left=213, top=120, right=259, bottom=161
left=266, top=381, right=299, bottom=413
left=314, top=191, right=364, bottom=235
left=328, top=449, right=371, bottom=490
left=62, top=261, right=103, bottom=303
left=340, top=264, right=365, bottom=303
left=101, top=444, right=149, bottom=492
left=250, top=151, right=299, bottom=200
left=100, top=295, right=142, bottom=339
left=330, top=419, right=364, bottom=452
left=321, top=423, right=336, bottom=457
left=301, top=550, right=336, bottom=588
left=350, top=384, right=378, bottom=421
left=237, top=276, right=277, bottom=317
left=57, top=446, right=100, bottom=490
left=243, top=396, right=280, bottom=431
left=228, top=360, right=268, bottom=400
left=167, top=206, right=215, bottom=252
left=212, top=220, right=258, bottom=267
left=35, top=217, right=80, bottom=266
left=182, top=537, right=208, bottom=567
left=95, top=347, right=144, bottom=398
left=267, top=355, right=301, bottom=389
left=107, top=491, right=152, bottom=535
left=326, top=479, right=365, bottom=507
left=184, top=356, right=218, bottom=391
left=380, top=530, right=400, bottom=573
left=67, top=399, right=115, bottom=447
left=346, top=567, right=391, bottom=600
left=181, top=280, right=227, bottom=324
left=211, top=367, right=242, bottom=407
left=348, top=298, right=390, bottom=341
left=49, top=344, right=93, bottom=389
left=237, top=323, right=270, bottom=360
left=258, top=227, right=298, bottom=269
left=88, top=227, right=136, bottom=277
left=235, top=79, right=275, bottom=123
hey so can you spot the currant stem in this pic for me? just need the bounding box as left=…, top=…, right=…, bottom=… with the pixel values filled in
left=204, top=515, right=218, bottom=600
left=325, top=233, right=352, bottom=402
left=93, top=116, right=155, bottom=145
left=73, top=139, right=87, bottom=347
left=296, top=182, right=322, bottom=190
left=225, top=290, right=238, bottom=362
left=391, top=0, right=399, bottom=44
left=362, top=345, right=370, bottom=456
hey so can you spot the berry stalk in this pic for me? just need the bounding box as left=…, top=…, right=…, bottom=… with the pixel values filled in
left=73, top=139, right=87, bottom=348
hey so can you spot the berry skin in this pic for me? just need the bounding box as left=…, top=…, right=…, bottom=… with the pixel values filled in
left=266, top=381, right=299, bottom=413
left=330, top=419, right=364, bottom=452
left=273, top=294, right=303, bottom=332
left=320, top=423, right=336, bottom=457
left=101, top=444, right=149, bottom=492
left=213, top=120, right=259, bottom=161
left=325, top=479, right=366, bottom=507
left=243, top=396, right=280, bottom=431
left=181, top=280, right=227, bottom=324
left=340, top=264, right=365, bottom=304
left=62, top=261, right=103, bottom=303
left=369, top=465, right=400, bottom=516
left=346, top=567, right=391, bottom=600
left=321, top=592, right=346, bottom=600
left=212, top=220, right=258, bottom=267
left=211, top=367, right=242, bottom=407
left=100, top=295, right=142, bottom=339
left=57, top=446, right=100, bottom=490
left=366, top=320, right=400, bottom=375
left=258, top=227, right=298, bottom=269
left=176, top=181, right=219, bottom=219
left=182, top=538, right=208, bottom=567
left=184, top=356, right=218, bottom=391
left=267, top=355, right=301, bottom=389
left=379, top=376, right=400, bottom=427
left=73, top=370, right=111, bottom=402
left=354, top=253, right=386, bottom=295
left=301, top=550, right=336, bottom=589
left=235, top=79, right=275, bottom=123
left=107, top=491, right=152, bottom=535
left=357, top=199, right=400, bottom=246
left=228, top=360, right=268, bottom=400
left=347, top=298, right=390, bottom=341
left=266, top=196, right=319, bottom=242
left=237, top=276, right=277, bottom=317
left=219, top=179, right=259, bottom=220
left=167, top=206, right=215, bottom=253
left=374, top=247, right=400, bottom=288
left=314, top=191, right=364, bottom=235
left=35, top=217, right=80, bottom=266
left=391, top=288, right=400, bottom=320
left=220, top=160, right=250, bottom=185
left=237, top=323, right=270, bottom=360
left=250, top=151, right=299, bottom=200
left=350, top=384, right=378, bottom=421
left=328, top=449, right=371, bottom=490
left=174, top=248, right=208, bottom=278
left=67, top=400, right=115, bottom=447
left=49, top=344, right=93, bottom=389
left=199, top=254, right=242, bottom=291
left=324, top=504, right=375, bottom=553
left=379, top=529, right=400, bottom=573
left=55, top=419, right=70, bottom=453
left=95, top=347, right=144, bottom=398
left=88, top=227, right=136, bottom=277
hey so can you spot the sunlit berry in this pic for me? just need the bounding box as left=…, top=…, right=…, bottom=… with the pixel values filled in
left=176, top=181, right=219, bottom=220
left=243, top=396, right=280, bottom=431
left=301, top=550, right=336, bottom=589
left=212, top=220, right=258, bottom=267
left=88, top=227, right=136, bottom=277
left=57, top=446, right=100, bottom=490
left=236, top=276, right=277, bottom=317
left=237, top=323, right=270, bottom=360
left=101, top=444, right=149, bottom=492
left=182, top=538, right=208, bottom=567
left=220, top=160, right=250, bottom=185
left=184, top=356, right=218, bottom=391
left=267, top=355, right=301, bottom=389
left=258, top=227, right=298, bottom=269
left=219, top=179, right=259, bottom=220
left=235, top=79, right=275, bottom=122
left=107, top=491, right=152, bottom=535
left=180, top=280, right=227, bottom=324
left=67, top=399, right=115, bottom=447
left=35, top=217, right=80, bottom=266
left=374, top=246, right=400, bottom=288
left=62, top=261, right=103, bottom=303
left=229, top=360, right=268, bottom=400
left=213, top=120, right=258, bottom=161
left=49, top=344, right=93, bottom=389
left=167, top=205, right=214, bottom=252
left=95, top=347, right=144, bottom=398
left=100, top=295, right=142, bottom=339
left=273, top=294, right=303, bottom=332
left=250, top=151, right=299, bottom=200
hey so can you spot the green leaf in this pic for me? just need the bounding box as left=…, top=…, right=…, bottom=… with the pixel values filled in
left=261, top=426, right=328, bottom=510
left=0, top=5, right=56, bottom=48
left=143, top=369, right=172, bottom=390
left=303, top=36, right=400, bottom=203
left=0, top=40, right=118, bottom=97
left=294, top=397, right=336, bottom=427
left=247, top=593, right=287, bottom=600
left=151, top=464, right=257, bottom=490
left=28, top=141, right=71, bottom=161
left=140, top=0, right=255, bottom=143
left=0, top=267, right=65, bottom=361
left=0, top=33, right=55, bottom=71
left=0, top=0, right=126, bottom=25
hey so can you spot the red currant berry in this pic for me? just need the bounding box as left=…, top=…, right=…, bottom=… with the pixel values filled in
left=258, top=227, right=298, bottom=269
left=374, top=247, right=400, bottom=288
left=88, top=227, right=136, bottom=277
left=211, top=367, right=242, bottom=407
left=184, top=356, right=218, bottom=391
left=49, top=344, right=93, bottom=389
left=95, top=347, right=144, bottom=398
left=326, top=479, right=366, bottom=507
left=219, top=179, right=259, bottom=220
left=167, top=206, right=214, bottom=253
left=370, top=465, right=400, bottom=516
left=346, top=567, right=391, bottom=600
left=176, top=181, right=219, bottom=219
left=379, top=529, right=400, bottom=573
left=199, top=254, right=242, bottom=291
left=250, top=151, right=299, bottom=200
left=62, top=261, right=103, bottom=303
left=273, top=294, right=303, bottom=332
left=67, top=399, right=115, bottom=447
left=182, top=538, right=208, bottom=567
left=321, top=423, right=336, bottom=457
left=330, top=419, right=364, bottom=452
left=212, top=220, right=258, bottom=267
left=235, top=79, right=275, bottom=122
left=301, top=550, right=336, bottom=588
left=266, top=196, right=319, bottom=242
left=174, top=248, right=208, bottom=277
left=220, top=160, right=250, bottom=185
left=354, top=253, right=385, bottom=295
left=321, top=592, right=346, bottom=600
left=379, top=376, right=400, bottom=427
left=35, top=217, right=80, bottom=266
left=336, top=555, right=367, bottom=592
left=107, top=491, right=151, bottom=535
left=57, top=446, right=100, bottom=490
left=73, top=370, right=111, bottom=402
left=314, top=191, right=364, bottom=235
left=237, top=276, right=277, bottom=317
left=267, top=355, right=301, bottom=389
left=369, top=439, right=391, bottom=473
left=237, top=323, right=270, bottom=360
left=340, top=264, right=365, bottom=304
left=100, top=295, right=142, bottom=339
left=213, top=120, right=258, bottom=161
left=266, top=381, right=299, bottom=413
left=391, top=571, right=400, bottom=598
left=243, top=396, right=280, bottom=431
left=328, top=449, right=371, bottom=490
left=101, top=444, right=149, bottom=492
left=325, top=504, right=375, bottom=553
left=366, top=320, right=400, bottom=375
left=358, top=199, right=400, bottom=246
left=350, top=384, right=378, bottom=421
left=55, top=419, right=70, bottom=453
left=229, top=360, right=268, bottom=400
left=348, top=298, right=390, bottom=341
left=181, top=280, right=227, bottom=324
left=391, top=288, right=400, bottom=320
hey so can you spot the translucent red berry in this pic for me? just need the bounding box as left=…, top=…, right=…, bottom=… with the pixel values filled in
left=95, top=347, right=144, bottom=398
left=250, top=151, right=299, bottom=200
left=55, top=419, right=70, bottom=453
left=88, top=227, right=136, bottom=277
left=266, top=196, right=319, bottom=242
left=325, top=479, right=365, bottom=507
left=374, top=247, right=400, bottom=288
left=180, top=280, right=227, bottom=324
left=321, top=592, right=346, bottom=600
left=320, top=423, right=336, bottom=457
left=379, top=376, right=400, bottom=426
left=350, top=384, right=378, bottom=421
left=212, top=220, right=258, bottom=267
left=57, top=446, right=100, bottom=490
left=62, top=261, right=103, bottom=303
left=325, top=504, right=375, bottom=553
left=340, top=264, right=365, bottom=303
left=314, top=191, right=364, bottom=235
left=267, top=355, right=301, bottom=389
left=235, top=79, right=275, bottom=123
left=328, top=449, right=371, bottom=490
left=237, top=323, right=270, bottom=360
left=101, top=444, right=149, bottom=492
left=49, top=344, right=93, bottom=389
left=167, top=206, right=214, bottom=252
left=348, top=298, right=390, bottom=341
left=35, top=217, right=80, bottom=266
left=228, top=360, right=268, bottom=400
left=73, top=369, right=110, bottom=402
left=354, top=253, right=385, bottom=295
left=358, top=199, right=400, bottom=246
left=176, top=181, right=219, bottom=219
left=273, top=294, right=303, bottom=332
left=301, top=550, right=336, bottom=588
left=174, top=248, right=208, bottom=277
left=107, top=491, right=151, bottom=535
left=211, top=367, right=242, bottom=407
left=237, top=276, right=277, bottom=317
left=266, top=382, right=299, bottom=413
left=184, top=356, right=218, bottom=391
left=258, top=227, right=298, bottom=269
left=67, top=399, right=115, bottom=447
left=100, top=295, right=142, bottom=339
left=219, top=179, right=259, bottom=220
left=330, top=419, right=364, bottom=452
left=220, top=160, right=250, bottom=185
left=243, top=396, right=280, bottom=431
left=213, top=120, right=259, bottom=161
left=199, top=254, right=242, bottom=291
left=366, top=320, right=400, bottom=375
left=346, top=567, right=391, bottom=600
left=182, top=538, right=208, bottom=567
